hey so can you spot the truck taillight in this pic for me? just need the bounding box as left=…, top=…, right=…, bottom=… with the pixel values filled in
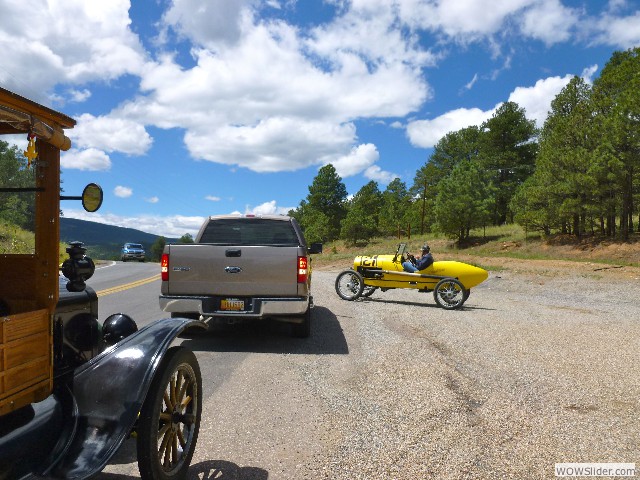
left=161, top=253, right=169, bottom=281
left=297, top=256, right=308, bottom=283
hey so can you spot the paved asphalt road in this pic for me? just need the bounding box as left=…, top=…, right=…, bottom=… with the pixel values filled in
left=86, top=261, right=639, bottom=480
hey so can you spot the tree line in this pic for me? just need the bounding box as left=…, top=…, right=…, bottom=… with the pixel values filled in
left=290, top=47, right=640, bottom=244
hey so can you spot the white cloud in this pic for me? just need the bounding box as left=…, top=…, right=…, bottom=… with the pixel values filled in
left=114, top=186, right=133, bottom=198
left=588, top=11, right=640, bottom=48
left=4, top=0, right=635, bottom=192
left=205, top=195, right=221, bottom=202
left=117, top=4, right=431, bottom=177
left=183, top=118, right=357, bottom=172
left=331, top=143, right=380, bottom=178
left=519, top=0, right=579, bottom=45
left=0, top=0, right=146, bottom=101
left=63, top=209, right=206, bottom=237
left=508, top=74, right=573, bottom=127
left=161, top=0, right=252, bottom=47
left=581, top=64, right=599, bottom=84
left=68, top=88, right=92, bottom=103
left=407, top=70, right=594, bottom=147
left=61, top=148, right=111, bottom=171
left=307, top=1, right=437, bottom=69
left=71, top=114, right=153, bottom=155
left=393, top=0, right=637, bottom=52
left=406, top=107, right=494, bottom=148
left=146, top=196, right=160, bottom=204
left=463, top=73, right=479, bottom=92
left=397, top=0, right=534, bottom=40
left=364, top=165, right=399, bottom=185
left=245, top=200, right=293, bottom=216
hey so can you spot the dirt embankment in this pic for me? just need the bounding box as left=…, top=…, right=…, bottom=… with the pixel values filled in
left=314, top=234, right=640, bottom=282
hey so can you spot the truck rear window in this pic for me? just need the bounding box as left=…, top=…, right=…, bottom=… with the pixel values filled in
left=199, top=219, right=299, bottom=246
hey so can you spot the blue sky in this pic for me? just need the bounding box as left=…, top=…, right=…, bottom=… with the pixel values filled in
left=1, top=0, right=639, bottom=237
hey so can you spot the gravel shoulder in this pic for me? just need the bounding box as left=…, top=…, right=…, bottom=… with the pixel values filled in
left=294, top=260, right=640, bottom=479
left=100, top=258, right=640, bottom=479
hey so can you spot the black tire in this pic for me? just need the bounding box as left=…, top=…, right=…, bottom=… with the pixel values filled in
left=335, top=270, right=364, bottom=301
left=292, top=304, right=311, bottom=338
left=433, top=278, right=466, bottom=310
left=137, top=347, right=202, bottom=480
left=463, top=288, right=471, bottom=302
left=361, top=285, right=377, bottom=297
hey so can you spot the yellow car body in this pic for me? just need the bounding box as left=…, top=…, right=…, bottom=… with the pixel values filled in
left=336, top=243, right=488, bottom=309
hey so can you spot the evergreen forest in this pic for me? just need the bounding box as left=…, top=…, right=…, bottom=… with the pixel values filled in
left=290, top=47, right=640, bottom=245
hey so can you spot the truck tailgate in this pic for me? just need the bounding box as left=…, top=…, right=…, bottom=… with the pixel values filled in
left=165, top=244, right=301, bottom=297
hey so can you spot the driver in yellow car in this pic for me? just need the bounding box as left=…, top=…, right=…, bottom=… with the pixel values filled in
left=402, top=244, right=434, bottom=273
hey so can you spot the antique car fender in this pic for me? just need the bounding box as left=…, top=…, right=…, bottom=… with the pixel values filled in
left=45, top=316, right=206, bottom=479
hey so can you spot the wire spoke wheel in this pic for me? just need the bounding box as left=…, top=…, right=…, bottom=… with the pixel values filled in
left=335, top=270, right=365, bottom=300
left=137, top=347, right=202, bottom=480
left=433, top=278, right=466, bottom=310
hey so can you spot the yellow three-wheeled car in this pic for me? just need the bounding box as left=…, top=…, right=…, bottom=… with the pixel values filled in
left=335, top=243, right=488, bottom=309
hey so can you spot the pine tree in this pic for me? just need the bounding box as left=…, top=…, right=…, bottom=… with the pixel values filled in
left=379, top=178, right=411, bottom=236
left=341, top=181, right=382, bottom=244
left=478, top=102, right=538, bottom=225
left=299, top=164, right=348, bottom=242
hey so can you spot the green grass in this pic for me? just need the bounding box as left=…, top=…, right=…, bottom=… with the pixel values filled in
left=1, top=221, right=73, bottom=264
left=313, top=224, right=640, bottom=269
left=0, top=221, right=35, bottom=254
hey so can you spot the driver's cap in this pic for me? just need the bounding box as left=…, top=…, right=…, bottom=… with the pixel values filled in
left=421, top=244, right=430, bottom=252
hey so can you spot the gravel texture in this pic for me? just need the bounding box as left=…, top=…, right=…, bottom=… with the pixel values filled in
left=294, top=263, right=640, bottom=479
left=100, top=260, right=640, bottom=479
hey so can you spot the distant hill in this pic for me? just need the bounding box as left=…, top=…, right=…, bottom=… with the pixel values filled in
left=60, top=217, right=177, bottom=260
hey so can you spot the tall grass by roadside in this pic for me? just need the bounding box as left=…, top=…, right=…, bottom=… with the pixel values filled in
left=1, top=221, right=70, bottom=264
left=313, top=224, right=640, bottom=268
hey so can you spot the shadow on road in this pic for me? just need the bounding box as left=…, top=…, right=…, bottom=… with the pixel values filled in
left=187, top=460, right=269, bottom=480
left=360, top=295, right=495, bottom=311
left=179, top=306, right=348, bottom=355
left=96, top=436, right=269, bottom=480
left=95, top=459, right=268, bottom=480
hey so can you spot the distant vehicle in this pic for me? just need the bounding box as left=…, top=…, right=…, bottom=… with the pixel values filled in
left=159, top=214, right=322, bottom=337
left=121, top=242, right=145, bottom=262
left=335, top=242, right=488, bottom=309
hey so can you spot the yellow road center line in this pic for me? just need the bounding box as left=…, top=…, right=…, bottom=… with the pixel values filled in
left=96, top=274, right=160, bottom=297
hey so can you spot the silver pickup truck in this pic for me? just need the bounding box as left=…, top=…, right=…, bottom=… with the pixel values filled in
left=159, top=214, right=322, bottom=337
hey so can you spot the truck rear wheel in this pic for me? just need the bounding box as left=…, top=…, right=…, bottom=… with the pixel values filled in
left=137, top=346, right=202, bottom=480
left=292, top=304, right=311, bottom=338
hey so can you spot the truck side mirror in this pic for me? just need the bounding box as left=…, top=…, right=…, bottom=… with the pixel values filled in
left=308, top=243, right=323, bottom=254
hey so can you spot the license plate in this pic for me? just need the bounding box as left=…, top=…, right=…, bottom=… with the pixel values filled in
left=221, top=299, right=244, bottom=311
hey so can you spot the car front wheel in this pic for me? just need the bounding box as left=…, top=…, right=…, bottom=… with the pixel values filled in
left=433, top=278, right=466, bottom=310
left=136, top=346, right=202, bottom=480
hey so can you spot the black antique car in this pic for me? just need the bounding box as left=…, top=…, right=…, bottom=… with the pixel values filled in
left=0, top=87, right=205, bottom=479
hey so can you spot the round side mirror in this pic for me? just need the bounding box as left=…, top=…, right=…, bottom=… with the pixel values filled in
left=82, top=183, right=103, bottom=212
